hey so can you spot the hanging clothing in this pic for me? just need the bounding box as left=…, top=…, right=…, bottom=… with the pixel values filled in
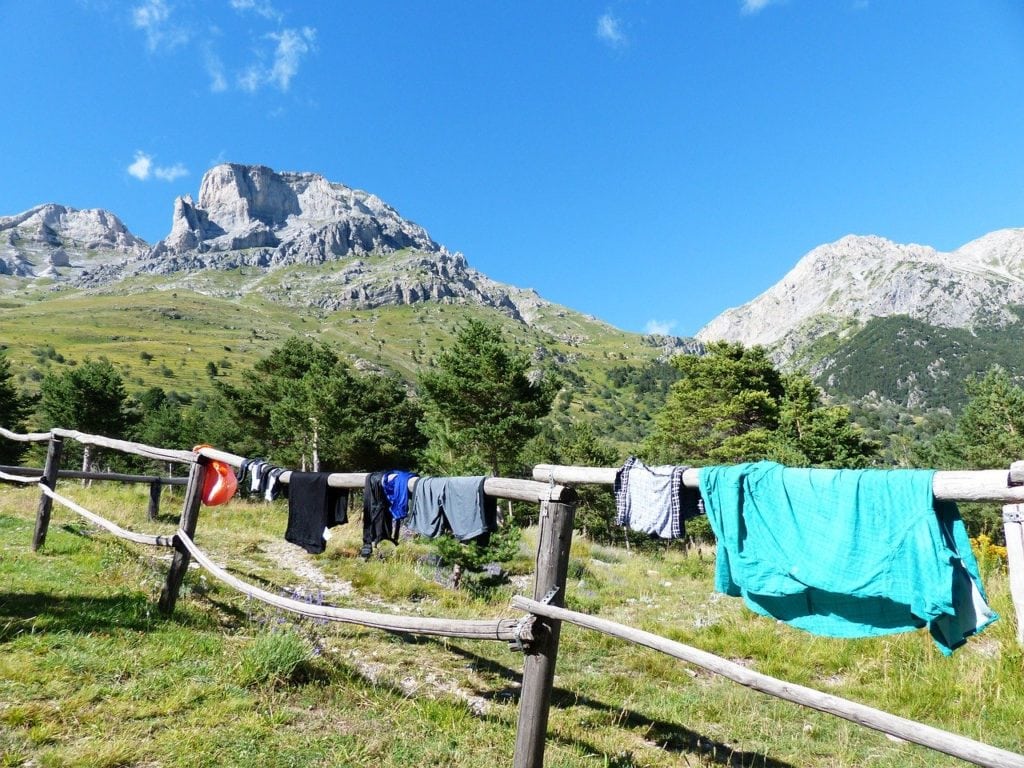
left=248, top=460, right=269, bottom=495
left=237, top=458, right=255, bottom=489
left=614, top=456, right=702, bottom=539
left=382, top=470, right=418, bottom=520
left=285, top=472, right=350, bottom=555
left=408, top=476, right=496, bottom=542
left=264, top=467, right=287, bottom=501
left=698, top=461, right=997, bottom=655
left=362, top=470, right=398, bottom=556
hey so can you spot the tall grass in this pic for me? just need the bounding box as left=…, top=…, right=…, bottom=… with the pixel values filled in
left=1, top=482, right=1022, bottom=767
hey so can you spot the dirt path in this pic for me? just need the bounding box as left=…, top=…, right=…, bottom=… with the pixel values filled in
left=259, top=539, right=353, bottom=598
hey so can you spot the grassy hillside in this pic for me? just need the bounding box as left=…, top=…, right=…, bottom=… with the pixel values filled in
left=0, top=282, right=682, bottom=450
left=1, top=482, right=1021, bottom=766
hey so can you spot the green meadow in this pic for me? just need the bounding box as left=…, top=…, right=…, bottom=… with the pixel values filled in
left=0, top=282, right=674, bottom=449
left=1, top=481, right=1021, bottom=767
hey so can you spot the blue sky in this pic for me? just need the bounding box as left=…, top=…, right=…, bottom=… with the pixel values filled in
left=3, top=1, right=1024, bottom=337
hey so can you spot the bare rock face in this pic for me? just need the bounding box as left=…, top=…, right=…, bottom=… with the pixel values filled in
left=0, top=204, right=149, bottom=280
left=49, top=163, right=558, bottom=327
left=153, top=163, right=437, bottom=261
left=696, top=231, right=1024, bottom=356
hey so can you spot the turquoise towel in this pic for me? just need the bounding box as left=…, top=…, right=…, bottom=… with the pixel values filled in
left=699, top=462, right=997, bottom=655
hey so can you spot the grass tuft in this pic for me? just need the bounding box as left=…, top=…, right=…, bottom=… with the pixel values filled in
left=235, top=627, right=316, bottom=688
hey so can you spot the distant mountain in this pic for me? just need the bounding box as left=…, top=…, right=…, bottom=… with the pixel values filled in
left=156, top=162, right=439, bottom=259
left=0, top=163, right=700, bottom=449
left=2, top=164, right=594, bottom=333
left=697, top=232, right=1024, bottom=353
left=0, top=204, right=148, bottom=279
left=697, top=231, right=1024, bottom=409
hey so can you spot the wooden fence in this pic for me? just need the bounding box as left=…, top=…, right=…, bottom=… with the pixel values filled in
left=2, top=425, right=1024, bottom=767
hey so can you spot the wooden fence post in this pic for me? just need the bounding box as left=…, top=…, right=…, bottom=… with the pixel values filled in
left=147, top=479, right=162, bottom=522
left=1003, top=504, right=1024, bottom=646
left=514, top=492, right=577, bottom=768
left=32, top=435, right=64, bottom=551
left=158, top=460, right=207, bottom=616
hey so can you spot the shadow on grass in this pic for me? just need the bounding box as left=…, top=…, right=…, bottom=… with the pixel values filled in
left=0, top=590, right=157, bottom=640
left=431, top=640, right=798, bottom=768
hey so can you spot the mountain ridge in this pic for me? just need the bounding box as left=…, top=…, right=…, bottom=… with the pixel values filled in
left=696, top=230, right=1024, bottom=357
left=0, top=164, right=592, bottom=334
left=5, top=162, right=1024, bottom=415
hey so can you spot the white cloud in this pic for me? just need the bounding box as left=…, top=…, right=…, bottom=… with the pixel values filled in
left=596, top=12, right=627, bottom=49
left=238, top=65, right=263, bottom=93
left=644, top=319, right=677, bottom=336
left=121, top=3, right=314, bottom=94
left=741, top=0, right=780, bottom=14
left=132, top=0, right=189, bottom=51
left=127, top=151, right=188, bottom=182
left=230, top=0, right=283, bottom=22
left=236, top=26, right=316, bottom=92
left=268, top=27, right=316, bottom=90
left=154, top=163, right=188, bottom=181
left=203, top=48, right=228, bottom=92
left=127, top=151, right=153, bottom=180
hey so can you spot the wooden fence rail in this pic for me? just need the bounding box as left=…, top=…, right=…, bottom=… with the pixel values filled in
left=3, top=427, right=1024, bottom=766
left=0, top=465, right=188, bottom=486
left=511, top=596, right=1024, bottom=768
left=515, top=460, right=1024, bottom=768
left=532, top=462, right=1024, bottom=503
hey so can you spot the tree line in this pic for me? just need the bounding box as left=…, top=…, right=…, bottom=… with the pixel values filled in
left=2, top=329, right=1022, bottom=542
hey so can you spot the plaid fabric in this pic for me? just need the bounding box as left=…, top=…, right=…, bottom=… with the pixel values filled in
left=614, top=456, right=686, bottom=539
left=699, top=461, right=997, bottom=655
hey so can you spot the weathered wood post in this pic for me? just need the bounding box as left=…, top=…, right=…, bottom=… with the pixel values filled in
left=1004, top=504, right=1024, bottom=646
left=158, top=459, right=207, bottom=616
left=32, top=435, right=64, bottom=551
left=147, top=478, right=162, bottom=522
left=513, top=488, right=577, bottom=768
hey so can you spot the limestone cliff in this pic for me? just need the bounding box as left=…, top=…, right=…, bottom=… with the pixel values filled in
left=0, top=204, right=148, bottom=279
left=153, top=163, right=438, bottom=260
left=696, top=231, right=1024, bottom=358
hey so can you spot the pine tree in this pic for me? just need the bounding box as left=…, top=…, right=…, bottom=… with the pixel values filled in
left=644, top=342, right=784, bottom=464
left=39, top=360, right=129, bottom=471
left=0, top=350, right=31, bottom=464
left=645, top=342, right=877, bottom=468
left=419, top=320, right=556, bottom=476
left=214, top=337, right=424, bottom=471
left=930, top=367, right=1024, bottom=470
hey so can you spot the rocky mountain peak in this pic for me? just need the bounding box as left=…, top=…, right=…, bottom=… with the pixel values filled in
left=0, top=203, right=149, bottom=278
left=696, top=229, right=1024, bottom=358
left=156, top=163, right=438, bottom=259
left=9, top=163, right=566, bottom=332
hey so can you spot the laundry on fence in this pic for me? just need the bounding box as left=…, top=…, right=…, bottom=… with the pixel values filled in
left=614, top=456, right=703, bottom=539
left=264, top=466, right=287, bottom=501
left=408, top=475, right=497, bottom=543
left=382, top=470, right=418, bottom=521
left=234, top=458, right=486, bottom=557
left=361, top=470, right=399, bottom=557
left=237, top=459, right=288, bottom=501
left=284, top=472, right=350, bottom=554
left=699, top=461, right=997, bottom=655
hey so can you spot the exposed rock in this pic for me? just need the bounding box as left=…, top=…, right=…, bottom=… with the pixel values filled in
left=697, top=231, right=1024, bottom=359
left=152, top=163, right=438, bottom=261
left=0, top=253, right=33, bottom=277
left=0, top=203, right=149, bottom=281
left=62, top=163, right=569, bottom=329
